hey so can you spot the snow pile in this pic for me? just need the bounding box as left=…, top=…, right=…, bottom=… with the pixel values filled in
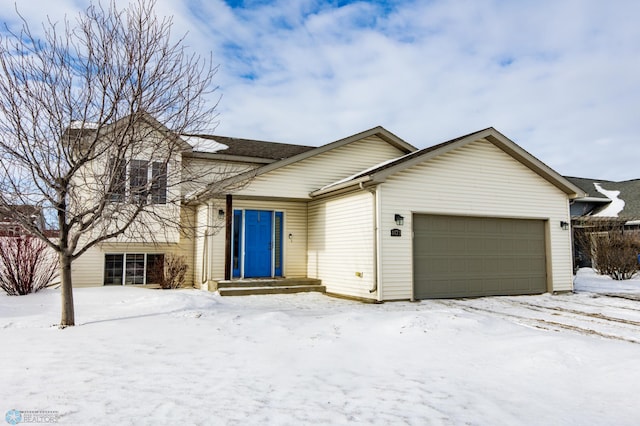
left=182, top=135, right=229, bottom=153
left=574, top=267, right=640, bottom=293
left=1, top=274, right=639, bottom=425
left=593, top=182, right=625, bottom=217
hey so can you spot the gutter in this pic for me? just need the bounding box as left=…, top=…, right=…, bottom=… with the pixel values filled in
left=310, top=176, right=373, bottom=198
left=573, top=196, right=612, bottom=203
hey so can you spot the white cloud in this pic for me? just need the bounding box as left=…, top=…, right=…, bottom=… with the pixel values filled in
left=1, top=0, right=639, bottom=180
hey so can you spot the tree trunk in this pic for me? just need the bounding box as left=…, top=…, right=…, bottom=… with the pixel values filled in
left=59, top=253, right=75, bottom=327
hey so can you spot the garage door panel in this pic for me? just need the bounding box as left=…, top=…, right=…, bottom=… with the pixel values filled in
left=413, top=215, right=547, bottom=299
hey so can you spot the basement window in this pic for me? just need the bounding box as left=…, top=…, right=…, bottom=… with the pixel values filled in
left=104, top=253, right=165, bottom=285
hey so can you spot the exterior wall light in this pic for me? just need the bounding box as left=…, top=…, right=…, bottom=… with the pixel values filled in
left=560, top=221, right=569, bottom=230
left=394, top=214, right=404, bottom=226
left=218, top=209, right=225, bottom=219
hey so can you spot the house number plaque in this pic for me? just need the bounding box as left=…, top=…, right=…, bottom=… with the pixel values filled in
left=390, top=228, right=401, bottom=237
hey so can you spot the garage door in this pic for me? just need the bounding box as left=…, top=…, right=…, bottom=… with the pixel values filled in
left=413, top=214, right=547, bottom=299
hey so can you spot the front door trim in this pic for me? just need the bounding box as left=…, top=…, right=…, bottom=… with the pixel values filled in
left=232, top=209, right=283, bottom=279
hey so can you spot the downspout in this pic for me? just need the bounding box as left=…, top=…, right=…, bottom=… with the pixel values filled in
left=201, top=211, right=208, bottom=286
left=360, top=182, right=378, bottom=296
left=207, top=202, right=214, bottom=283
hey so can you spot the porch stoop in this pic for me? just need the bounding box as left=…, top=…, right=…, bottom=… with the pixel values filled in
left=213, top=278, right=325, bottom=296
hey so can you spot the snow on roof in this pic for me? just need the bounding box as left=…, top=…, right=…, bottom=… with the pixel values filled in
left=593, top=182, right=625, bottom=217
left=69, top=121, right=99, bottom=129
left=182, top=135, right=229, bottom=153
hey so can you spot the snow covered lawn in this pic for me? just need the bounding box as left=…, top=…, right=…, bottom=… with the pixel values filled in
left=1, top=269, right=640, bottom=425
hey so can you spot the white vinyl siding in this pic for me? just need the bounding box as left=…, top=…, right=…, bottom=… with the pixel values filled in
left=72, top=121, right=184, bottom=245
left=71, top=207, right=196, bottom=288
left=181, top=157, right=256, bottom=197
left=234, top=136, right=406, bottom=199
left=308, top=191, right=376, bottom=299
left=377, top=140, right=573, bottom=300
left=70, top=246, right=104, bottom=287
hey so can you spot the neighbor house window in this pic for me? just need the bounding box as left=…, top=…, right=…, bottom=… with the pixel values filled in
left=104, top=253, right=165, bottom=285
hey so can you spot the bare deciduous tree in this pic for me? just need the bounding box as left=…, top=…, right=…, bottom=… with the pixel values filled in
left=0, top=0, right=219, bottom=326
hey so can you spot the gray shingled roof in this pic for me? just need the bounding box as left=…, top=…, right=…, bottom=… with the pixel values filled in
left=565, top=176, right=640, bottom=218
left=563, top=176, right=610, bottom=200
left=184, top=134, right=316, bottom=160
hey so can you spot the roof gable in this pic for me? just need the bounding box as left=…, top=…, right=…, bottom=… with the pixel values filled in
left=63, top=111, right=192, bottom=152
left=312, top=127, right=585, bottom=198
left=192, top=126, right=417, bottom=201
left=249, top=126, right=416, bottom=177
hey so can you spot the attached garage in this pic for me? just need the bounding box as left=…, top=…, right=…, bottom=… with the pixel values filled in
left=413, top=214, right=547, bottom=299
left=309, top=127, right=585, bottom=301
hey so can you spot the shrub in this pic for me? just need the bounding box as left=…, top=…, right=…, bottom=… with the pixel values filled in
left=154, top=254, right=188, bottom=289
left=592, top=231, right=640, bottom=280
left=0, top=236, right=59, bottom=295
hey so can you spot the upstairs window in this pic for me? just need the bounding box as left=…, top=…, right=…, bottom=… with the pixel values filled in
left=151, top=162, right=167, bottom=204
left=108, top=159, right=167, bottom=205
left=130, top=160, right=148, bottom=204
left=108, top=157, right=126, bottom=202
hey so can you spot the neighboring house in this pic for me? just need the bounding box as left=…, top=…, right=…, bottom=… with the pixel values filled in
left=0, top=205, right=46, bottom=236
left=71, top=118, right=584, bottom=300
left=566, top=177, right=640, bottom=219
left=0, top=205, right=59, bottom=286
left=564, top=177, right=640, bottom=269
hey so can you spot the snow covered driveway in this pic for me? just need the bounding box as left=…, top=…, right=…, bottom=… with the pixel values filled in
left=1, top=269, right=639, bottom=425
left=434, top=292, right=640, bottom=344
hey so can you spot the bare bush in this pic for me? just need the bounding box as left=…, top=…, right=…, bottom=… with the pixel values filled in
left=592, top=232, right=640, bottom=280
left=574, top=219, right=640, bottom=280
left=0, top=236, right=59, bottom=295
left=154, top=254, right=188, bottom=289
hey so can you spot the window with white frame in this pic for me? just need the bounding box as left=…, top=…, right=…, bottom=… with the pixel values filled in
left=108, top=159, right=167, bottom=204
left=130, top=160, right=149, bottom=204
left=104, top=253, right=165, bottom=285
left=108, top=157, right=126, bottom=202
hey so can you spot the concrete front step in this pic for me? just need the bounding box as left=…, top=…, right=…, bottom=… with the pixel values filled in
left=218, top=284, right=326, bottom=296
left=212, top=277, right=325, bottom=296
left=216, top=278, right=322, bottom=289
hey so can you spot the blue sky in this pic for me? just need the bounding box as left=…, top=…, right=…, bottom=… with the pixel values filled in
left=1, top=0, right=639, bottom=180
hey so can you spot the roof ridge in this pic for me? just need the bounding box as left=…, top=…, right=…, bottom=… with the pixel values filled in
left=182, top=133, right=315, bottom=148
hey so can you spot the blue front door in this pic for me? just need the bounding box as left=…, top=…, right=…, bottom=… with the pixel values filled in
left=244, top=210, right=273, bottom=277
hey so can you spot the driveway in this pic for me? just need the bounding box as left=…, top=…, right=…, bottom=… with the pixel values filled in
left=430, top=292, right=640, bottom=344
